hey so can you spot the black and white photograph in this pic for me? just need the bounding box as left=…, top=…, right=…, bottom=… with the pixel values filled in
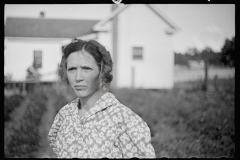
left=4, top=4, right=235, bottom=158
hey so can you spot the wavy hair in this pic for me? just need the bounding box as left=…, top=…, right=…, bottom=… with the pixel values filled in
left=58, top=38, right=113, bottom=89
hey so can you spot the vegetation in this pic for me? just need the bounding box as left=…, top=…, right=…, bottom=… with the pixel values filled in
left=113, top=78, right=235, bottom=158
left=175, top=36, right=235, bottom=68
left=4, top=77, right=234, bottom=158
left=221, top=37, right=235, bottom=67
left=4, top=83, right=73, bottom=158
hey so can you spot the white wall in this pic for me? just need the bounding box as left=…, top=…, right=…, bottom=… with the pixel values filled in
left=4, top=39, right=62, bottom=81
left=96, top=21, right=113, bottom=57
left=97, top=22, right=117, bottom=89
left=117, top=4, right=174, bottom=89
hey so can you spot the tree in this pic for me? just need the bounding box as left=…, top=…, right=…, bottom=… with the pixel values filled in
left=221, top=37, right=235, bottom=67
left=185, top=48, right=201, bottom=61
left=200, top=47, right=214, bottom=61
left=174, top=52, right=190, bottom=67
left=26, top=66, right=41, bottom=82
left=4, top=73, right=12, bottom=83
left=174, top=48, right=202, bottom=67
left=200, top=47, right=212, bottom=91
left=198, top=47, right=222, bottom=67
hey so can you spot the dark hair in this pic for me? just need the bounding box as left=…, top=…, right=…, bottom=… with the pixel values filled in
left=58, top=38, right=113, bottom=89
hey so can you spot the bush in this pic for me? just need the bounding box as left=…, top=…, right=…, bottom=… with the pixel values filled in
left=4, top=83, right=70, bottom=158
left=4, top=78, right=234, bottom=158
left=113, top=78, right=234, bottom=158
left=4, top=94, right=25, bottom=122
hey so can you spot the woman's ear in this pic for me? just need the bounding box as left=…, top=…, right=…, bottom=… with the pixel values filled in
left=98, top=72, right=103, bottom=89
left=102, top=86, right=108, bottom=92
left=98, top=73, right=108, bottom=92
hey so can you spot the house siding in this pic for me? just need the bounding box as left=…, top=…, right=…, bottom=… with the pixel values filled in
left=117, top=4, right=174, bottom=89
left=4, top=40, right=62, bottom=81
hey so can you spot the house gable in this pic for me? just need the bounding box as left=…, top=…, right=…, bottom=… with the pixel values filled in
left=93, top=4, right=180, bottom=34
left=109, top=4, right=177, bottom=89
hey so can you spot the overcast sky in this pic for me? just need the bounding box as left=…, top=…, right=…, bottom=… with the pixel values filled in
left=4, top=4, right=235, bottom=53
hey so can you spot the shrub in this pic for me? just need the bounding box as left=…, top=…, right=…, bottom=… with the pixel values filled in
left=4, top=83, right=70, bottom=158
left=4, top=78, right=234, bottom=158
left=4, top=94, right=24, bottom=122
left=113, top=78, right=234, bottom=158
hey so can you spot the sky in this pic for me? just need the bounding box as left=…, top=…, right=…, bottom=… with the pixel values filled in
left=4, top=4, right=235, bottom=53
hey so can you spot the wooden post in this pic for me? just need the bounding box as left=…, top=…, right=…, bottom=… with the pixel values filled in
left=213, top=75, right=218, bottom=92
left=202, top=60, right=208, bottom=91
left=132, top=66, right=135, bottom=89
left=111, top=4, right=119, bottom=89
left=22, top=81, right=27, bottom=95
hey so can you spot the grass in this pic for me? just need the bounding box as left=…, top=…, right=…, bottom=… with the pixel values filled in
left=4, top=77, right=235, bottom=158
left=112, top=77, right=235, bottom=158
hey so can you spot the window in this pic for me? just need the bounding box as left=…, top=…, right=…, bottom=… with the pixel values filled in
left=33, top=50, right=42, bottom=69
left=133, top=47, right=143, bottom=60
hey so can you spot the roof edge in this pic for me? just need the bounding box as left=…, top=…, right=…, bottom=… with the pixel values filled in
left=147, top=4, right=181, bottom=32
left=93, top=4, right=181, bottom=33
left=93, top=4, right=129, bottom=31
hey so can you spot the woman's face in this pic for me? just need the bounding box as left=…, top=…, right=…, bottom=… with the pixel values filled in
left=66, top=50, right=100, bottom=99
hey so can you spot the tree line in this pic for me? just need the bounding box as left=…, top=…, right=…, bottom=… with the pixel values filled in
left=175, top=36, right=235, bottom=68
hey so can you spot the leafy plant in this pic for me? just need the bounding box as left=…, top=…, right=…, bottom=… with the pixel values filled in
left=4, top=78, right=234, bottom=158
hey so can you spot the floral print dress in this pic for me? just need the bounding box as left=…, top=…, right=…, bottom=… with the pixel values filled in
left=48, top=92, right=155, bottom=158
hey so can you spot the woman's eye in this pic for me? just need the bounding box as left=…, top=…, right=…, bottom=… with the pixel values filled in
left=82, top=67, right=92, bottom=71
left=68, top=68, right=76, bottom=71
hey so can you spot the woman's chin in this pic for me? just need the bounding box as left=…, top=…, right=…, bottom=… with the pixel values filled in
left=74, top=89, right=88, bottom=98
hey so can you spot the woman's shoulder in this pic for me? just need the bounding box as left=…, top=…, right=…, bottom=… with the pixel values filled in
left=110, top=102, right=150, bottom=133
left=57, top=97, right=79, bottom=117
left=110, top=102, right=143, bottom=121
left=112, top=103, right=132, bottom=113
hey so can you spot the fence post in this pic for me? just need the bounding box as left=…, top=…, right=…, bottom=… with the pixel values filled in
left=132, top=66, right=135, bottom=89
left=202, top=60, right=208, bottom=91
left=22, top=81, right=27, bottom=95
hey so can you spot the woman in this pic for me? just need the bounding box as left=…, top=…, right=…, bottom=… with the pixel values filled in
left=48, top=39, right=156, bottom=158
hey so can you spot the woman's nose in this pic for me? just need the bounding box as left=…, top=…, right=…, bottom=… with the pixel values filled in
left=75, top=69, right=83, bottom=81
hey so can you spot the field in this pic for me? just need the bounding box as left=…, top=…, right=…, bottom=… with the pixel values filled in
left=4, top=77, right=235, bottom=158
left=174, top=65, right=235, bottom=82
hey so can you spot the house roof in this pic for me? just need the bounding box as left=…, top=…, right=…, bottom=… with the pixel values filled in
left=5, top=4, right=180, bottom=39
left=5, top=17, right=100, bottom=38
left=93, top=4, right=180, bottom=33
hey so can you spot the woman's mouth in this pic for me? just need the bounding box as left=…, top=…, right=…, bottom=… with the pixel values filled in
left=74, top=85, right=87, bottom=90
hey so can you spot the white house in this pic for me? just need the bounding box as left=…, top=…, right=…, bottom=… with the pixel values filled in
left=4, top=13, right=100, bottom=82
left=5, top=4, right=180, bottom=89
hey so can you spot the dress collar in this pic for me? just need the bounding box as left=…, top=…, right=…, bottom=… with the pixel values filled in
left=75, top=92, right=119, bottom=120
